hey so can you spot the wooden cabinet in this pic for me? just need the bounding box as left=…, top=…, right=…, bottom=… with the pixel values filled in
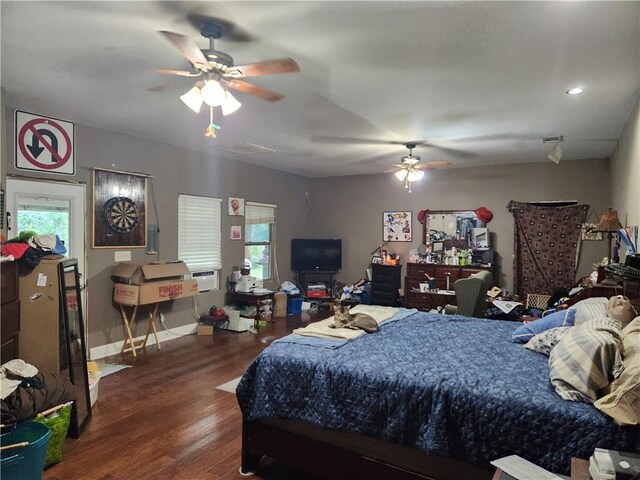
left=371, top=264, right=402, bottom=306
left=405, top=263, right=492, bottom=311
left=1, top=262, right=21, bottom=363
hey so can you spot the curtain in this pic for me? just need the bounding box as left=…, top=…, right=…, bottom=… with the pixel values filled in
left=507, top=201, right=589, bottom=296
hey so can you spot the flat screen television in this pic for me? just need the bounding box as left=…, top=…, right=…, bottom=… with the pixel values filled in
left=291, top=238, right=342, bottom=272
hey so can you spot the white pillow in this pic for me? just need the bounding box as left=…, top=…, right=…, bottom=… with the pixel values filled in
left=524, top=326, right=572, bottom=356
left=572, top=297, right=608, bottom=326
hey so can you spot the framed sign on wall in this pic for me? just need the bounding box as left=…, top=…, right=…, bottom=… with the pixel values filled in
left=93, top=169, right=147, bottom=248
left=383, top=211, right=412, bottom=242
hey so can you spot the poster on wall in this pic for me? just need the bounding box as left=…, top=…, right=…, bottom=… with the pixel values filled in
left=228, top=197, right=245, bottom=216
left=383, top=211, right=412, bottom=242
left=93, top=169, right=147, bottom=248
left=14, top=110, right=76, bottom=175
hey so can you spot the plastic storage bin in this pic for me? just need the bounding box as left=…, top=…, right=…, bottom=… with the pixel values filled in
left=287, top=296, right=303, bottom=315
left=1, top=421, right=51, bottom=480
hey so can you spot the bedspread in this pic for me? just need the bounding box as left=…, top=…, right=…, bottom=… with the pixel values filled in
left=236, top=311, right=639, bottom=474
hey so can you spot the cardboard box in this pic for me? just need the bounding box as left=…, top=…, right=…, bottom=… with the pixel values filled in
left=113, top=279, right=198, bottom=306
left=111, top=261, right=190, bottom=285
left=112, top=261, right=198, bottom=306
left=197, top=324, right=214, bottom=336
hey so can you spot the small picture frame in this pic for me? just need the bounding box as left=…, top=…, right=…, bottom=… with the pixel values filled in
left=230, top=225, right=242, bottom=240
left=383, top=211, right=412, bottom=242
left=581, top=223, right=603, bottom=241
left=228, top=197, right=245, bottom=216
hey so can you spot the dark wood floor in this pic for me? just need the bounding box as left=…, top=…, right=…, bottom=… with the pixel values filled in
left=44, top=312, right=330, bottom=480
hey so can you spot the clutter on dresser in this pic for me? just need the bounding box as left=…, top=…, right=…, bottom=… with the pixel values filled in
left=234, top=266, right=265, bottom=293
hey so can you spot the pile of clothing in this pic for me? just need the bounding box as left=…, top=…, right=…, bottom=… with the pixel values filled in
left=1, top=231, right=67, bottom=273
left=1, top=359, right=76, bottom=425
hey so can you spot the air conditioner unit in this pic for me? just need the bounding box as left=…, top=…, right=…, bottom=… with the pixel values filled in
left=192, top=270, right=218, bottom=292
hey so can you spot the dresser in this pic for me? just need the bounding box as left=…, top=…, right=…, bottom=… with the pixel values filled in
left=370, top=264, right=402, bottom=306
left=405, top=263, right=492, bottom=311
left=1, top=262, right=21, bottom=363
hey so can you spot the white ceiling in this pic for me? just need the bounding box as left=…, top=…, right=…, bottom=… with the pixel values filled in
left=2, top=1, right=639, bottom=177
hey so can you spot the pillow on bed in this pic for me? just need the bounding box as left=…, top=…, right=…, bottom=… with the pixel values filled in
left=511, top=308, right=576, bottom=343
left=594, top=317, right=640, bottom=425
left=572, top=297, right=609, bottom=326
left=549, top=318, right=624, bottom=403
left=524, top=326, right=571, bottom=355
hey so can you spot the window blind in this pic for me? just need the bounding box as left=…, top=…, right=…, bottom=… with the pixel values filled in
left=178, top=194, right=222, bottom=272
left=245, top=202, right=276, bottom=225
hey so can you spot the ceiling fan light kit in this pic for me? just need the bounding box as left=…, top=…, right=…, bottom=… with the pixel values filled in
left=180, top=86, right=204, bottom=113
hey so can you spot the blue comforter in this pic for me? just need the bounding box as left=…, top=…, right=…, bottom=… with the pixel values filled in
left=236, top=311, right=638, bottom=474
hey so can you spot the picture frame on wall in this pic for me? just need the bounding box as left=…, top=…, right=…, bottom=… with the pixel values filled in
left=383, top=211, right=412, bottom=242
left=228, top=197, right=245, bottom=216
left=93, top=168, right=147, bottom=248
left=231, top=225, right=242, bottom=240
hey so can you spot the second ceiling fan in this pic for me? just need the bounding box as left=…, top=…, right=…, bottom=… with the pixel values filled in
left=393, top=143, right=453, bottom=193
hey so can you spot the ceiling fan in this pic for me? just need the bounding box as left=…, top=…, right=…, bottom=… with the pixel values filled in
left=156, top=20, right=300, bottom=103
left=392, top=143, right=454, bottom=193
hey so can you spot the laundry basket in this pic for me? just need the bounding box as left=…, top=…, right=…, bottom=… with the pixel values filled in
left=33, top=402, right=73, bottom=467
left=525, top=293, right=552, bottom=310
left=0, top=421, right=51, bottom=480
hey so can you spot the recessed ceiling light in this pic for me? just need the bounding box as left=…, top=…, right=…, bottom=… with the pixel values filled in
left=566, top=87, right=584, bottom=95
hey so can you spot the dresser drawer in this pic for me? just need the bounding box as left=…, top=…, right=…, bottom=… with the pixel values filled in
left=1, top=262, right=18, bottom=305
left=1, top=300, right=20, bottom=342
left=406, top=263, right=436, bottom=278
left=406, top=291, right=454, bottom=310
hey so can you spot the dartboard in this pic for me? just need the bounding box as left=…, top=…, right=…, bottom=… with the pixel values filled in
left=104, top=196, right=139, bottom=233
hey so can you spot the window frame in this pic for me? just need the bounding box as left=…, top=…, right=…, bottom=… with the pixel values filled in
left=244, top=202, right=276, bottom=281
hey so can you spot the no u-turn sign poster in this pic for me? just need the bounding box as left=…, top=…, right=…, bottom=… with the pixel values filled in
left=15, top=110, right=75, bottom=175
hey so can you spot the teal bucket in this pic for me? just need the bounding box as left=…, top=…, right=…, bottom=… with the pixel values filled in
left=1, top=422, right=51, bottom=480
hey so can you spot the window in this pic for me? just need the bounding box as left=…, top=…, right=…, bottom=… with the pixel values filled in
left=245, top=202, right=275, bottom=281
left=178, top=195, right=222, bottom=278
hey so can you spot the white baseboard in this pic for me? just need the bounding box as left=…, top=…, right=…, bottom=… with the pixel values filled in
left=89, top=323, right=197, bottom=360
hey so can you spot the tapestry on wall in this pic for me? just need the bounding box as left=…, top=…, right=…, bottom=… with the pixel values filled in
left=93, top=168, right=147, bottom=248
left=507, top=201, right=589, bottom=296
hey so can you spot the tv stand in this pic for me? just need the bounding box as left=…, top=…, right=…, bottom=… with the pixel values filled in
left=295, top=270, right=337, bottom=303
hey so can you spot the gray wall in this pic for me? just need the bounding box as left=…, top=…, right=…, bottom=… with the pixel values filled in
left=3, top=107, right=313, bottom=348
left=611, top=96, right=640, bottom=228
left=311, top=159, right=612, bottom=291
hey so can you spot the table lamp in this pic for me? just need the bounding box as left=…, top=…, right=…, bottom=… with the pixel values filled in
left=593, top=208, right=623, bottom=264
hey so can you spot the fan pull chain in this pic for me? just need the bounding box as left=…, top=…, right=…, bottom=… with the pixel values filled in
left=204, top=106, right=221, bottom=138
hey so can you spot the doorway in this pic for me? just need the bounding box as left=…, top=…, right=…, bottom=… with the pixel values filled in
left=6, top=177, right=87, bottom=318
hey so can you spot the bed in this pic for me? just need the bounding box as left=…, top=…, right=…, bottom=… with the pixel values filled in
left=236, top=309, right=639, bottom=479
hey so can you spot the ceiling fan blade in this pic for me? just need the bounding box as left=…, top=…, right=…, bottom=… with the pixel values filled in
left=224, top=58, right=300, bottom=78
left=159, top=30, right=208, bottom=69
left=426, top=145, right=472, bottom=158
left=418, top=161, right=455, bottom=169
left=224, top=79, right=284, bottom=102
left=312, top=136, right=423, bottom=146
left=154, top=68, right=201, bottom=77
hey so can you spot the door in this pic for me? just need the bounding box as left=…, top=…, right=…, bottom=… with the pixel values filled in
left=6, top=178, right=87, bottom=321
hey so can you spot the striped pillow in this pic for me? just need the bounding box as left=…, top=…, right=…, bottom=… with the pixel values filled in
left=572, top=297, right=608, bottom=326
left=549, top=318, right=623, bottom=402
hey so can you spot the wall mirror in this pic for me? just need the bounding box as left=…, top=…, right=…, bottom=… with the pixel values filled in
left=58, top=258, right=92, bottom=438
left=422, top=210, right=487, bottom=253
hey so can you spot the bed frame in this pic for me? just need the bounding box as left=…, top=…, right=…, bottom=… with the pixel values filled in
left=241, top=417, right=494, bottom=480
